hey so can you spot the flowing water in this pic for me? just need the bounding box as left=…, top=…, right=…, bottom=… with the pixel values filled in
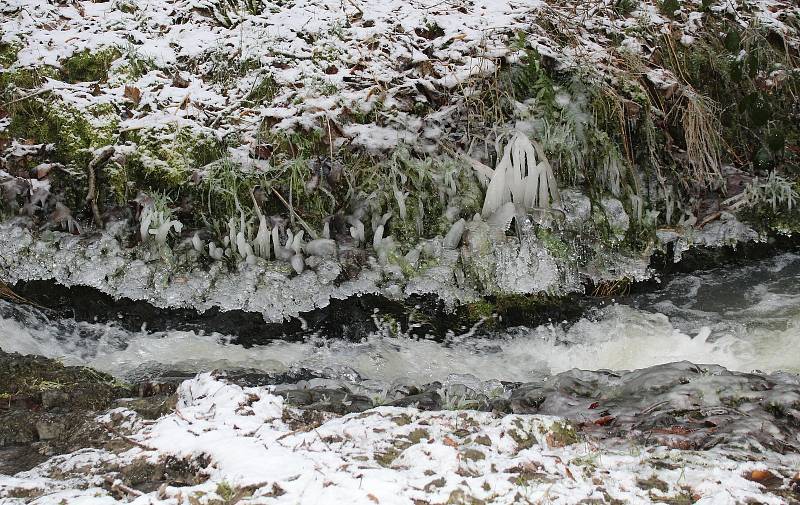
left=1, top=252, right=799, bottom=386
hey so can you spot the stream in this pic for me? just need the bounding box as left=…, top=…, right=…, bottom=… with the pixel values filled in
left=2, top=252, right=799, bottom=385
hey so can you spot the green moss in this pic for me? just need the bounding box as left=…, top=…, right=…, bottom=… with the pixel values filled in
left=0, top=42, right=20, bottom=68
left=60, top=48, right=121, bottom=83
left=464, top=300, right=494, bottom=322
left=0, top=66, right=59, bottom=102
left=406, top=428, right=429, bottom=444
left=0, top=351, right=131, bottom=410
left=546, top=420, right=580, bottom=447
left=375, top=447, right=401, bottom=467
left=536, top=228, right=570, bottom=259
left=7, top=98, right=118, bottom=211
left=110, top=127, right=223, bottom=207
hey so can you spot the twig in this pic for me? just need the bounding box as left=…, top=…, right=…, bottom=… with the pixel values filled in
left=86, top=146, right=115, bottom=227
left=105, top=476, right=144, bottom=497
left=103, top=423, right=157, bottom=451
left=2, top=88, right=51, bottom=107
left=271, top=187, right=317, bottom=238
left=0, top=281, right=45, bottom=308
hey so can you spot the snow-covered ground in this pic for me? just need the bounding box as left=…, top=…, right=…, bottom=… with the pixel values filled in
left=2, top=373, right=799, bottom=504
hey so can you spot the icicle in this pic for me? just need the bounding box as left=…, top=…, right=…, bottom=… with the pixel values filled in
left=305, top=239, right=336, bottom=258
left=290, top=253, right=305, bottom=274
left=482, top=133, right=559, bottom=217
left=291, top=230, right=304, bottom=254
left=443, top=218, right=466, bottom=249
left=486, top=202, right=518, bottom=231
left=322, top=221, right=330, bottom=240
left=227, top=217, right=237, bottom=254
left=272, top=227, right=294, bottom=261
left=394, top=186, right=408, bottom=220
left=350, top=220, right=365, bottom=243
left=404, top=247, right=421, bottom=267
left=236, top=230, right=253, bottom=259
left=139, top=208, right=153, bottom=243
left=209, top=242, right=224, bottom=260
left=481, top=144, right=511, bottom=217
left=416, top=198, right=424, bottom=236
left=373, top=224, right=384, bottom=250
left=250, top=190, right=271, bottom=259
left=192, top=233, right=203, bottom=253
left=150, top=219, right=182, bottom=245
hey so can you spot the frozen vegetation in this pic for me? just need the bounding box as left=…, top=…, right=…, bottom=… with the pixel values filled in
left=1, top=0, right=798, bottom=318
left=2, top=0, right=800, bottom=502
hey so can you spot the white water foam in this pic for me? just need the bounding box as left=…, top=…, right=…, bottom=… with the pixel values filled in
left=1, top=301, right=798, bottom=384
left=2, top=253, right=799, bottom=383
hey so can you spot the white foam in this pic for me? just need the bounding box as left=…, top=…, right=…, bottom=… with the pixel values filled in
left=2, top=300, right=798, bottom=384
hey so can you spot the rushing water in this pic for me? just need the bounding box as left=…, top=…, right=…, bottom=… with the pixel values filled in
left=1, top=253, right=799, bottom=385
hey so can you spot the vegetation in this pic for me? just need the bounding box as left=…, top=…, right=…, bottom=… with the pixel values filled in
left=1, top=0, right=798, bottom=300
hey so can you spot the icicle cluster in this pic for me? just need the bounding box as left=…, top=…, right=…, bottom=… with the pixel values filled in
left=481, top=132, right=560, bottom=218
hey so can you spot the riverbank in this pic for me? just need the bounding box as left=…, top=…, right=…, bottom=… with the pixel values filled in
left=1, top=349, right=799, bottom=504
left=2, top=0, right=799, bottom=319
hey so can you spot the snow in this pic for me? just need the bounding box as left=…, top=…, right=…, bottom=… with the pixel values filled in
left=2, top=373, right=798, bottom=504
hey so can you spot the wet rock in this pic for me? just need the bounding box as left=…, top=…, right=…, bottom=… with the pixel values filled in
left=35, top=417, right=65, bottom=441
left=507, top=361, right=800, bottom=453
left=600, top=197, right=629, bottom=238
left=273, top=388, right=372, bottom=414
left=0, top=348, right=176, bottom=474
left=388, top=391, right=441, bottom=410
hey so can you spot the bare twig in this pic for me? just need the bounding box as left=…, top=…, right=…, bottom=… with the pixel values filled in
left=271, top=187, right=317, bottom=238
left=86, top=146, right=115, bottom=227
left=2, top=88, right=51, bottom=107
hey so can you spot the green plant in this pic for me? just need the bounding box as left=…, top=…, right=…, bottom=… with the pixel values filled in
left=60, top=48, right=121, bottom=83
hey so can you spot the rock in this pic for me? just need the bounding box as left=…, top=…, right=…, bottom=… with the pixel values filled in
left=35, top=417, right=65, bottom=441
left=388, top=391, right=441, bottom=410
left=0, top=349, right=177, bottom=474
left=41, top=390, right=70, bottom=409
left=600, top=197, right=630, bottom=238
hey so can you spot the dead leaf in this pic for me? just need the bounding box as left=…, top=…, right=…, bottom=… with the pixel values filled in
left=746, top=469, right=779, bottom=483
left=172, top=73, right=190, bottom=88
left=367, top=494, right=380, bottom=504
left=124, top=85, right=141, bottom=105
left=594, top=415, right=615, bottom=426
left=443, top=436, right=458, bottom=448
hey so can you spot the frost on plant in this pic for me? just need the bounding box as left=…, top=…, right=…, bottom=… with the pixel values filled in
left=724, top=172, right=799, bottom=212
left=481, top=132, right=560, bottom=218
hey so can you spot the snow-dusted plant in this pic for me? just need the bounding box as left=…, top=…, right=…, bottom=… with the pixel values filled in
left=724, top=172, right=799, bottom=212
left=439, top=387, right=480, bottom=411
left=481, top=132, right=560, bottom=218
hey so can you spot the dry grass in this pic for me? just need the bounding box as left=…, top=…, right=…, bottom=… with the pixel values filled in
left=675, top=89, right=723, bottom=189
